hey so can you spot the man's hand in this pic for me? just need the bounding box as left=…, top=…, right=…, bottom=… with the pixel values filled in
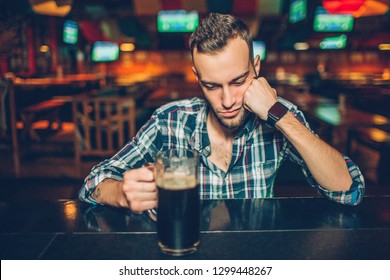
left=243, top=77, right=278, bottom=121
left=120, top=165, right=157, bottom=213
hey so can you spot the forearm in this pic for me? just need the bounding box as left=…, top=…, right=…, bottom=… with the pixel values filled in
left=91, top=178, right=128, bottom=208
left=276, top=112, right=352, bottom=192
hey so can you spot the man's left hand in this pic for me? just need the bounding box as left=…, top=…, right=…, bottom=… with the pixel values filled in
left=243, top=77, right=278, bottom=121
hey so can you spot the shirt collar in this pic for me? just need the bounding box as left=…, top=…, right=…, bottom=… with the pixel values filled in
left=186, top=103, right=211, bottom=156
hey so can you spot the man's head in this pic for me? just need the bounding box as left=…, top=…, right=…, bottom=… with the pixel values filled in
left=189, top=13, right=253, bottom=61
left=189, top=13, right=260, bottom=134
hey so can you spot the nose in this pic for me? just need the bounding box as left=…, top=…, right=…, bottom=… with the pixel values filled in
left=221, top=86, right=236, bottom=109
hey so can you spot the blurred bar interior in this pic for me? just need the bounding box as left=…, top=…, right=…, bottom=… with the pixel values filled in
left=0, top=0, right=389, bottom=201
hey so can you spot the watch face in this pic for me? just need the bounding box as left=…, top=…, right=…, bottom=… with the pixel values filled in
left=268, top=102, right=288, bottom=125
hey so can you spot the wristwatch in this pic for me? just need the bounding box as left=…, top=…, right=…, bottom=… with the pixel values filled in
left=267, top=101, right=289, bottom=126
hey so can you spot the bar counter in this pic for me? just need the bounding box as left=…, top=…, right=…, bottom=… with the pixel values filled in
left=1, top=196, right=390, bottom=260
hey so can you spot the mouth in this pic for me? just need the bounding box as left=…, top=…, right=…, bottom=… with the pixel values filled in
left=220, top=108, right=241, bottom=118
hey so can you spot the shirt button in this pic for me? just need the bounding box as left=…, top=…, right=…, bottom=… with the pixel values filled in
left=205, top=146, right=210, bottom=151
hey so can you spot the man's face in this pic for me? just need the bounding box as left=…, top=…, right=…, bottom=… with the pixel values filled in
left=192, top=37, right=257, bottom=133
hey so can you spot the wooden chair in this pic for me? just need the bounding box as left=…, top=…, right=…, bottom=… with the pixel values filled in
left=72, top=94, right=136, bottom=177
left=20, top=98, right=65, bottom=141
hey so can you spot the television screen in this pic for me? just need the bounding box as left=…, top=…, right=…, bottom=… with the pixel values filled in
left=63, top=20, right=78, bottom=45
left=313, top=14, right=354, bottom=32
left=253, top=41, right=266, bottom=61
left=289, top=0, right=307, bottom=24
left=157, top=10, right=199, bottom=33
left=91, top=41, right=120, bottom=62
left=319, top=34, right=347, bottom=49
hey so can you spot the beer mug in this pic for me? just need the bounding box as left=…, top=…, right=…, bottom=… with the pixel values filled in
left=154, top=148, right=200, bottom=256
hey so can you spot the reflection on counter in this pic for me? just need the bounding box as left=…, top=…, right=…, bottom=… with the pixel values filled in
left=79, top=198, right=361, bottom=234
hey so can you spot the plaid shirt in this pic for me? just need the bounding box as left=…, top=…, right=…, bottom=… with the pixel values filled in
left=79, top=97, right=365, bottom=205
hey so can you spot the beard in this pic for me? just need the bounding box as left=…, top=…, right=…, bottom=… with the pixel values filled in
left=204, top=97, right=250, bottom=133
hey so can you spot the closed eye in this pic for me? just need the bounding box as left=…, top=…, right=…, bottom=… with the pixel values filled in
left=201, top=82, right=220, bottom=91
left=200, top=70, right=250, bottom=90
left=231, top=80, right=245, bottom=86
left=230, top=71, right=250, bottom=86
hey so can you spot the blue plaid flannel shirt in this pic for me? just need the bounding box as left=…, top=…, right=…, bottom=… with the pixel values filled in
left=79, top=97, right=365, bottom=205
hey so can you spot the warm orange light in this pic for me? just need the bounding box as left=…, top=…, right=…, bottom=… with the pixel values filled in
left=120, top=43, right=136, bottom=52
left=353, top=0, right=389, bottom=17
left=372, top=115, right=389, bottom=125
left=367, top=127, right=390, bottom=142
left=64, top=201, right=77, bottom=220
left=39, top=45, right=50, bottom=53
left=29, top=0, right=73, bottom=17
left=378, top=44, right=390, bottom=50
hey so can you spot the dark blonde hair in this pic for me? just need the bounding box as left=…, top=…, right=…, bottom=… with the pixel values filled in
left=189, top=13, right=253, bottom=59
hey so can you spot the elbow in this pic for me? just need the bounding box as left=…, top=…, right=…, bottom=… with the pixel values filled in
left=339, top=177, right=354, bottom=192
left=322, top=175, right=353, bottom=192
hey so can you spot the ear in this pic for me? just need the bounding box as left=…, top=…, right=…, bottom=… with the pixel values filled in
left=192, top=66, right=199, bottom=82
left=254, top=55, right=261, bottom=77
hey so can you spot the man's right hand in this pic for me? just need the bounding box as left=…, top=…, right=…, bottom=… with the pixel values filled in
left=91, top=165, right=157, bottom=213
left=120, top=165, right=157, bottom=213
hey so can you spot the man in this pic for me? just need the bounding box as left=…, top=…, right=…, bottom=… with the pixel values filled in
left=79, top=13, right=364, bottom=212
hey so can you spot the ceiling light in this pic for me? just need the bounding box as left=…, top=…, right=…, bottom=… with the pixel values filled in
left=120, top=43, right=136, bottom=52
left=294, top=42, right=310, bottom=50
left=378, top=43, right=390, bottom=50
left=40, top=45, right=50, bottom=53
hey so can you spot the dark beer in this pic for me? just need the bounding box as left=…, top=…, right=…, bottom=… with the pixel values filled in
left=157, top=174, right=200, bottom=256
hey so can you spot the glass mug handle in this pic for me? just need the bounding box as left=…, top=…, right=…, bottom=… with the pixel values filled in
left=142, top=162, right=158, bottom=222
left=146, top=208, right=157, bottom=222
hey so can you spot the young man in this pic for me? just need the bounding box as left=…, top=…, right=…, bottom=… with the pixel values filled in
left=79, top=13, right=364, bottom=212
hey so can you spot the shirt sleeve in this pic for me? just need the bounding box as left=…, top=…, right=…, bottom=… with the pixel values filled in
left=281, top=101, right=365, bottom=206
left=78, top=115, right=161, bottom=205
left=309, top=155, right=365, bottom=206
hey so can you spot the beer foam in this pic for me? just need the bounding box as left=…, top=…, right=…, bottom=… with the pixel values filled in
left=157, top=173, right=197, bottom=190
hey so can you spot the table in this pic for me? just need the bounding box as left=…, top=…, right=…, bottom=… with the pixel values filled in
left=12, top=74, right=106, bottom=88
left=301, top=103, right=390, bottom=151
left=1, top=196, right=390, bottom=260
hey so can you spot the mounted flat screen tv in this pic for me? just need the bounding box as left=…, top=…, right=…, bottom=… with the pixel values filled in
left=253, top=41, right=266, bottom=61
left=289, top=0, right=307, bottom=24
left=63, top=20, right=78, bottom=45
left=157, top=10, right=199, bottom=33
left=319, top=34, right=347, bottom=49
left=91, top=41, right=120, bottom=62
left=313, top=13, right=354, bottom=32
